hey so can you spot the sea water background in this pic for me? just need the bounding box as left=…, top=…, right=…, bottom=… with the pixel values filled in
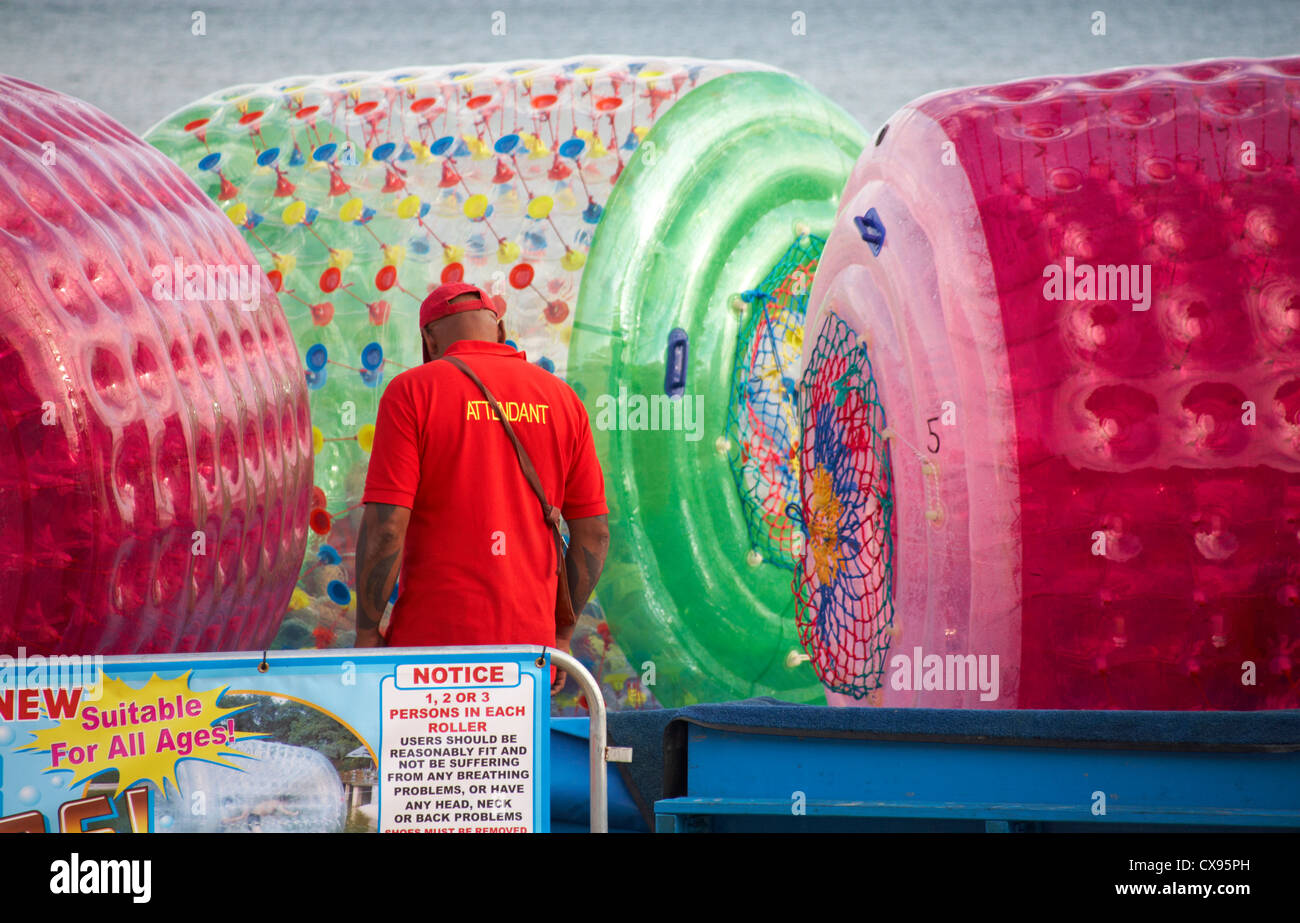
left=1, top=0, right=1296, bottom=137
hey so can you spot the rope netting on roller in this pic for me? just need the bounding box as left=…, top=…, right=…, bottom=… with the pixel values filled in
left=794, top=311, right=896, bottom=699
left=724, top=235, right=824, bottom=570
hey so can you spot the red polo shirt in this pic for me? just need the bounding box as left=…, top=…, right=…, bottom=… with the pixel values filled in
left=362, top=339, right=606, bottom=648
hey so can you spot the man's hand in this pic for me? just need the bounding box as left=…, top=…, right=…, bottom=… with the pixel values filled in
left=354, top=502, right=411, bottom=647
left=550, top=633, right=571, bottom=695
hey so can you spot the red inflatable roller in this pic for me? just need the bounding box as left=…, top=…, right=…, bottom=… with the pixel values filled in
left=0, top=76, right=313, bottom=655
left=800, top=57, right=1300, bottom=709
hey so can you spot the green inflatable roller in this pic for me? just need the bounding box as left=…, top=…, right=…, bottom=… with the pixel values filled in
left=570, top=71, right=868, bottom=705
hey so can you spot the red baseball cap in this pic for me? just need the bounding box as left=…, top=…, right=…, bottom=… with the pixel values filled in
left=419, top=281, right=503, bottom=328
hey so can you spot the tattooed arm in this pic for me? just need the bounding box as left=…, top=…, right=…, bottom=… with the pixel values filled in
left=561, top=514, right=610, bottom=644
left=549, top=514, right=608, bottom=694
left=354, top=502, right=411, bottom=647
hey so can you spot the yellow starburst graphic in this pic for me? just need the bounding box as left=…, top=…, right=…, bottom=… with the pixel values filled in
left=21, top=672, right=251, bottom=797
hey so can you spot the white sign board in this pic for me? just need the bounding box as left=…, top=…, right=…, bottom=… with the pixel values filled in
left=379, top=660, right=541, bottom=833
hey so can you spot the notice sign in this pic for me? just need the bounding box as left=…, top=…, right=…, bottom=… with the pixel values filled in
left=380, top=660, right=540, bottom=833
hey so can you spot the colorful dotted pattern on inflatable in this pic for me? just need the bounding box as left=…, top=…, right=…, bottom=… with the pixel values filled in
left=802, top=57, right=1300, bottom=709
left=0, top=76, right=313, bottom=655
left=144, top=57, right=768, bottom=649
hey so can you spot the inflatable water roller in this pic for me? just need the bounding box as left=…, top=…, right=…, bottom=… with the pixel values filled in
left=147, top=58, right=869, bottom=708
left=144, top=57, right=777, bottom=654
left=0, top=76, right=313, bottom=655
left=155, top=738, right=346, bottom=833
left=799, top=56, right=1300, bottom=710
left=570, top=70, right=868, bottom=705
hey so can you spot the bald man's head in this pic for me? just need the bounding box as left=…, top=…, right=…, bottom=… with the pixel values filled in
left=421, top=293, right=506, bottom=362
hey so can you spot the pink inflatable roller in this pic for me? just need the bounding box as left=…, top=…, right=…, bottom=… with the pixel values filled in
left=0, top=77, right=313, bottom=655
left=798, top=57, right=1300, bottom=709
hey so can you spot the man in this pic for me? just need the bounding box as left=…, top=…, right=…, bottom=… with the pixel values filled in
left=353, top=282, right=609, bottom=694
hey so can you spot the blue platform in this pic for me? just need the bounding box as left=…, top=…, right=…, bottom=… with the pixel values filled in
left=646, top=702, right=1300, bottom=833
